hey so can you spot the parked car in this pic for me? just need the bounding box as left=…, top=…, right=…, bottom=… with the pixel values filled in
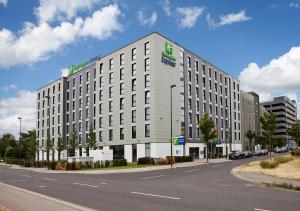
left=253, top=150, right=267, bottom=156
left=274, top=147, right=288, bottom=153
left=243, top=151, right=253, bottom=158
left=229, top=151, right=245, bottom=160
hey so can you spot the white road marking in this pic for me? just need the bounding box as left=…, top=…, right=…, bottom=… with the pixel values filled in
left=141, top=175, right=166, bottom=180
left=21, top=175, right=31, bottom=178
left=131, top=191, right=181, bottom=200
left=100, top=182, right=107, bottom=185
left=73, top=183, right=99, bottom=188
left=212, top=164, right=223, bottom=168
left=184, top=168, right=201, bottom=173
left=254, top=208, right=271, bottom=211
left=42, top=178, right=56, bottom=182
left=39, top=185, right=46, bottom=188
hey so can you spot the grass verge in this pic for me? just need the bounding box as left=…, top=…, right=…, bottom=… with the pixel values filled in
left=260, top=156, right=294, bottom=169
left=265, top=182, right=300, bottom=191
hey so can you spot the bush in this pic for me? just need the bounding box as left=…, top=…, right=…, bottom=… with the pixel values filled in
left=49, top=161, right=57, bottom=170
left=94, top=161, right=101, bottom=168
left=113, top=159, right=127, bottom=166
left=291, top=149, right=300, bottom=156
left=159, top=158, right=169, bottom=165
left=174, top=156, right=194, bottom=163
left=55, top=161, right=65, bottom=170
left=260, top=156, right=293, bottom=169
left=138, top=157, right=155, bottom=165
left=105, top=160, right=111, bottom=167
left=5, top=157, right=20, bottom=165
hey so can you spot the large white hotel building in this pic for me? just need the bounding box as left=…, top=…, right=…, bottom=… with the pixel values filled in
left=36, top=32, right=241, bottom=162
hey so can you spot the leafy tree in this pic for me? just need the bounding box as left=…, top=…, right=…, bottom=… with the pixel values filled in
left=69, top=128, right=78, bottom=157
left=287, top=123, right=300, bottom=146
left=255, top=136, right=267, bottom=148
left=245, top=130, right=256, bottom=151
left=273, top=136, right=287, bottom=148
left=87, top=124, right=97, bottom=150
left=45, top=129, right=53, bottom=169
left=0, top=133, right=16, bottom=158
left=56, top=135, right=65, bottom=160
left=22, top=130, right=37, bottom=164
left=260, top=112, right=276, bottom=156
left=199, top=113, right=217, bottom=162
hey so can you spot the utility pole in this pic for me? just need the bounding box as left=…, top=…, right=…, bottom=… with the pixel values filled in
left=17, top=117, right=22, bottom=162
left=170, top=85, right=176, bottom=168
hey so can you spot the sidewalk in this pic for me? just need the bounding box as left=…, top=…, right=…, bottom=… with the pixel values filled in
left=0, top=182, right=96, bottom=211
left=1, top=158, right=230, bottom=174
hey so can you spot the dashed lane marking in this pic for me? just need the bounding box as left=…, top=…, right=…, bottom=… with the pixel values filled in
left=184, top=168, right=201, bottom=173
left=73, top=183, right=99, bottom=188
left=42, top=178, right=57, bottom=182
left=130, top=191, right=181, bottom=200
left=141, top=175, right=166, bottom=180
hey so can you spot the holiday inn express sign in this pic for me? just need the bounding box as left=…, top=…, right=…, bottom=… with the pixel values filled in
left=68, top=55, right=101, bottom=76
left=162, top=42, right=176, bottom=67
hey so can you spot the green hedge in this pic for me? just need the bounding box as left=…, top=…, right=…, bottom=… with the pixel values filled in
left=113, top=159, right=127, bottom=166
left=138, top=157, right=156, bottom=165
left=49, top=161, right=57, bottom=170
left=291, top=149, right=300, bottom=156
left=174, top=156, right=193, bottom=163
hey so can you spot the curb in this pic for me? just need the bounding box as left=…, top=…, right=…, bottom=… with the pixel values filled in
left=0, top=182, right=98, bottom=211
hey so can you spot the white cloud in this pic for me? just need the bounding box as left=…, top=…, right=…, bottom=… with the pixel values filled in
left=1, top=84, right=17, bottom=92
left=0, top=90, right=36, bottom=138
left=35, top=0, right=101, bottom=23
left=176, top=7, right=204, bottom=29
left=239, top=46, right=300, bottom=118
left=159, top=0, right=171, bottom=16
left=0, top=4, right=122, bottom=68
left=0, top=0, right=7, bottom=7
left=137, top=11, right=157, bottom=27
left=289, top=2, right=300, bottom=8
left=207, top=10, right=251, bottom=29
left=61, top=68, right=68, bottom=77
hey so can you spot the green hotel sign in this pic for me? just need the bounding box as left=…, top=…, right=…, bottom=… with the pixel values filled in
left=67, top=55, right=101, bottom=76
left=161, top=42, right=176, bottom=67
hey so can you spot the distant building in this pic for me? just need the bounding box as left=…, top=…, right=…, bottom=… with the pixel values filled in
left=261, top=96, right=297, bottom=147
left=240, top=91, right=260, bottom=150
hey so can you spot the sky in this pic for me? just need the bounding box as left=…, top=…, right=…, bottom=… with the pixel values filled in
left=0, top=0, right=300, bottom=137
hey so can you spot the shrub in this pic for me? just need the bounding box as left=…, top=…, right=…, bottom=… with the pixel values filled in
left=159, top=158, right=169, bottom=165
left=66, top=162, right=71, bottom=170
left=49, top=161, right=57, bottom=170
left=94, top=161, right=101, bottom=168
left=55, top=161, right=65, bottom=170
left=275, top=156, right=293, bottom=164
left=105, top=160, right=111, bottom=167
left=113, top=159, right=127, bottom=166
left=5, top=157, right=20, bottom=165
left=138, top=157, right=155, bottom=165
left=260, top=160, right=278, bottom=169
left=174, top=156, right=194, bottom=163
left=291, top=149, right=300, bottom=156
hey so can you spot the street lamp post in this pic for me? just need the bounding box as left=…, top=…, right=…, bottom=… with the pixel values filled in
left=170, top=85, right=176, bottom=168
left=17, top=117, right=22, bottom=161
left=45, top=95, right=51, bottom=170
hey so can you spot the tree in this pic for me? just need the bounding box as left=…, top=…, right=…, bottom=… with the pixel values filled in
left=69, top=128, right=78, bottom=157
left=273, top=136, right=287, bottom=148
left=0, top=133, right=16, bottom=158
left=199, top=113, right=217, bottom=162
left=260, top=112, right=276, bottom=156
left=45, top=129, right=53, bottom=169
left=23, top=130, right=37, bottom=164
left=56, top=135, right=65, bottom=160
left=87, top=124, right=97, bottom=150
left=245, top=130, right=256, bottom=151
left=287, top=123, right=300, bottom=147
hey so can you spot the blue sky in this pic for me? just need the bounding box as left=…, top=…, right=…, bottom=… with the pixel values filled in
left=0, top=0, right=300, bottom=136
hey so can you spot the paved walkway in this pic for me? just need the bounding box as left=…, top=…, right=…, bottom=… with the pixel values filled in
left=0, top=182, right=96, bottom=211
left=1, top=158, right=230, bottom=174
left=232, top=169, right=300, bottom=187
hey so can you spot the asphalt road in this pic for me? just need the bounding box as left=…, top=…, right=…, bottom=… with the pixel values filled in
left=0, top=157, right=299, bottom=211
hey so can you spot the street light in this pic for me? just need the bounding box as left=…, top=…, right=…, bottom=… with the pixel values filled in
left=45, top=95, right=51, bottom=170
left=170, top=84, right=176, bottom=168
left=17, top=116, right=22, bottom=161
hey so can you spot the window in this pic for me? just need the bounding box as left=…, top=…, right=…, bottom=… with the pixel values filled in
left=99, top=117, right=103, bottom=128
left=99, top=63, right=103, bottom=74
left=132, top=94, right=136, bottom=107
left=120, top=128, right=124, bottom=140
left=109, top=101, right=113, bottom=112
left=79, top=99, right=82, bottom=108
left=202, top=64, right=206, bottom=75
left=86, top=108, right=89, bottom=118
left=188, top=99, right=192, bottom=110
left=86, top=83, right=89, bottom=94
left=132, top=48, right=136, bottom=60
left=120, top=83, right=124, bottom=95
left=209, top=68, right=212, bottom=78
left=196, top=87, right=199, bottom=98
left=79, top=110, right=82, bottom=120
left=145, top=42, right=150, bottom=55
left=132, top=110, right=136, bottom=123
left=188, top=85, right=192, bottom=95
left=120, top=113, right=124, bottom=125
left=145, top=107, right=150, bottom=121
left=99, top=131, right=103, bottom=142
left=202, top=77, right=206, bottom=87
left=145, top=91, right=150, bottom=104
left=195, top=61, right=199, bottom=71
left=145, top=74, right=150, bottom=88
left=109, top=129, right=113, bottom=141
left=86, top=71, right=90, bottom=81
left=188, top=56, right=191, bottom=68
left=132, top=126, right=136, bottom=139
left=79, top=75, right=82, bottom=84
left=145, top=58, right=150, bottom=71
left=132, top=63, right=136, bottom=76
left=132, top=79, right=136, bottom=91
left=188, top=70, right=191, bottom=82
left=99, top=103, right=103, bottom=114
left=189, top=113, right=192, bottom=124
left=120, top=98, right=124, bottom=110
left=120, top=68, right=124, bottom=80
left=99, top=90, right=103, bottom=101
left=214, top=71, right=217, bottom=81
left=189, top=127, right=192, bottom=138
left=120, top=53, right=124, bottom=66
left=145, top=124, right=150, bottom=137
left=99, top=76, right=103, bottom=87
left=109, top=58, right=114, bottom=70
left=109, top=87, right=113, bottom=98
left=79, top=87, right=82, bottom=96
left=109, top=115, right=113, bottom=126
left=86, top=96, right=89, bottom=106
left=109, top=72, right=113, bottom=84
left=93, top=81, right=96, bottom=91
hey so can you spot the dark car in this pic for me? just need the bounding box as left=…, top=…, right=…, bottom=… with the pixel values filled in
left=229, top=151, right=245, bottom=160
left=244, top=151, right=253, bottom=158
